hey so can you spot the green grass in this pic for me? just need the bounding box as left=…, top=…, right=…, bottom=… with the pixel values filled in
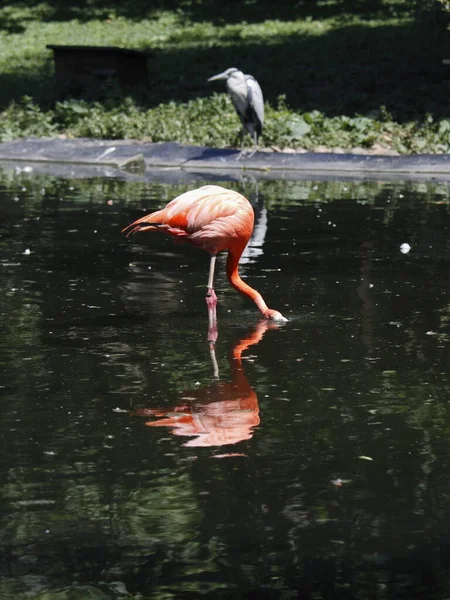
left=0, top=0, right=449, bottom=153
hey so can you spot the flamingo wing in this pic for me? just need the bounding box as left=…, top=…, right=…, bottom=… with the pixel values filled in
left=245, top=75, right=264, bottom=129
left=122, top=186, right=254, bottom=254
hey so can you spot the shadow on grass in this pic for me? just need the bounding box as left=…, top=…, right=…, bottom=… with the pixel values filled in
left=0, top=18, right=449, bottom=122
left=0, top=0, right=415, bottom=26
left=146, top=21, right=449, bottom=121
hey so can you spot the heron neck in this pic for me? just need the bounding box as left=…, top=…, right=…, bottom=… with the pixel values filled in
left=226, top=249, right=270, bottom=318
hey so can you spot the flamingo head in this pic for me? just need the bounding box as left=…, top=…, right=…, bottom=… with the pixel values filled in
left=265, top=309, right=288, bottom=322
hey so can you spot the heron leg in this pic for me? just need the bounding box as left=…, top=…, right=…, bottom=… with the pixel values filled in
left=245, top=132, right=258, bottom=159
left=236, top=126, right=246, bottom=160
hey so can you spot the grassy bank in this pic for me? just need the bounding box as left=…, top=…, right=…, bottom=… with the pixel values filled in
left=0, top=0, right=450, bottom=154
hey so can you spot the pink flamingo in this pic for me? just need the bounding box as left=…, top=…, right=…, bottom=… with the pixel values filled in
left=122, top=185, right=287, bottom=340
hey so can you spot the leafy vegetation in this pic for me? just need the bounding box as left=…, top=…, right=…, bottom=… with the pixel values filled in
left=0, top=0, right=449, bottom=153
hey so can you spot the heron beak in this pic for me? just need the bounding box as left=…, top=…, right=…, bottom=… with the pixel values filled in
left=207, top=72, right=227, bottom=82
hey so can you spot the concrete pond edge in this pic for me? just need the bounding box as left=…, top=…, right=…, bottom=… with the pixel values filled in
left=1, top=137, right=450, bottom=183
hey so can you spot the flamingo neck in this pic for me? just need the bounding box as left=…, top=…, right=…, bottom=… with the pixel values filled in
left=229, top=324, right=268, bottom=387
left=226, top=249, right=270, bottom=318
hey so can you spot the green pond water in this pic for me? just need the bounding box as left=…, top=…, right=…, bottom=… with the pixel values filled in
left=1, top=169, right=450, bottom=599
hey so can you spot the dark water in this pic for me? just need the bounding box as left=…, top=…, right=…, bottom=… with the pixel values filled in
left=1, top=170, right=450, bottom=599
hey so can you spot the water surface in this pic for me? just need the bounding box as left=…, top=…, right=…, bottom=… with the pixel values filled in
left=1, top=171, right=450, bottom=599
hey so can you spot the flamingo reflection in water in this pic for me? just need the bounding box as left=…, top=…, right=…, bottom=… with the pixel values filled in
left=134, top=320, right=279, bottom=448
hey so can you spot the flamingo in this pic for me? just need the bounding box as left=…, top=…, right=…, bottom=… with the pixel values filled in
left=122, top=185, right=287, bottom=338
left=133, top=320, right=277, bottom=448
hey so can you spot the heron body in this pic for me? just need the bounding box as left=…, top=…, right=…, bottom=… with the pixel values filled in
left=122, top=185, right=287, bottom=328
left=208, top=67, right=264, bottom=158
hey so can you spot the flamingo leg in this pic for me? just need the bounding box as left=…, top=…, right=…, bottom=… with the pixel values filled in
left=209, top=341, right=219, bottom=378
left=206, top=254, right=218, bottom=343
left=206, top=255, right=217, bottom=299
left=207, top=301, right=218, bottom=343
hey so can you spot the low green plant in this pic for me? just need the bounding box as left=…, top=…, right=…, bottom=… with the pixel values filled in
left=0, top=97, right=57, bottom=141
left=2, top=93, right=450, bottom=155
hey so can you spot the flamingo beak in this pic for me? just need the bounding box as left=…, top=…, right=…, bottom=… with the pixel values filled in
left=266, top=310, right=288, bottom=323
left=274, top=314, right=288, bottom=323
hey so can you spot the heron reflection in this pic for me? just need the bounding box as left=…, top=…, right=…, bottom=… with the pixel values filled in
left=134, top=320, right=279, bottom=448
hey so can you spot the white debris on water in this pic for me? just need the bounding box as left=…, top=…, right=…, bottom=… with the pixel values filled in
left=400, top=243, right=411, bottom=254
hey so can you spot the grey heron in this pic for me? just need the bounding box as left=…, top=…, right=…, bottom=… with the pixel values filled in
left=207, top=67, right=264, bottom=159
